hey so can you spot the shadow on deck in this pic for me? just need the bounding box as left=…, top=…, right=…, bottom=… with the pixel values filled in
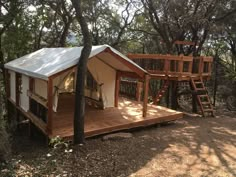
left=50, top=93, right=183, bottom=139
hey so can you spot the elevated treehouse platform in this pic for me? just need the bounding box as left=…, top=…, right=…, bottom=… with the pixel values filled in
left=127, top=54, right=213, bottom=81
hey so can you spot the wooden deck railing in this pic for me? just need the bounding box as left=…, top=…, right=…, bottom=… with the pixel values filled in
left=119, top=80, right=142, bottom=101
left=127, top=54, right=213, bottom=78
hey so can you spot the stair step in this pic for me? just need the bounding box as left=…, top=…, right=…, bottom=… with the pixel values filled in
left=195, top=82, right=203, bottom=84
left=196, top=88, right=205, bottom=91
left=198, top=95, right=208, bottom=97
left=201, top=102, right=211, bottom=105
left=203, top=109, right=214, bottom=112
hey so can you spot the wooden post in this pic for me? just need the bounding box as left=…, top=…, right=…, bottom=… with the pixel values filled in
left=136, top=82, right=142, bottom=102
left=143, top=74, right=150, bottom=117
left=179, top=55, right=184, bottom=77
left=47, top=77, right=53, bottom=135
left=164, top=59, right=170, bottom=75
left=171, top=81, right=178, bottom=110
left=165, top=82, right=170, bottom=108
left=15, top=73, right=20, bottom=107
left=15, top=73, right=21, bottom=126
left=189, top=81, right=198, bottom=113
left=198, top=57, right=203, bottom=77
left=115, top=71, right=120, bottom=107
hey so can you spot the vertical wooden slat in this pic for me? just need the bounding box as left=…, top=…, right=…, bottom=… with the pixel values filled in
left=136, top=82, right=142, bottom=102
left=143, top=74, right=150, bottom=117
left=178, top=55, right=184, bottom=77
left=28, top=77, right=34, bottom=113
left=115, top=71, right=120, bottom=107
left=198, top=57, right=203, bottom=76
left=29, top=77, right=34, bottom=92
left=47, top=77, right=53, bottom=134
left=15, top=73, right=20, bottom=106
left=164, top=59, right=170, bottom=75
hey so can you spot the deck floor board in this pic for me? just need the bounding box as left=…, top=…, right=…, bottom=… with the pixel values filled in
left=50, top=94, right=183, bottom=139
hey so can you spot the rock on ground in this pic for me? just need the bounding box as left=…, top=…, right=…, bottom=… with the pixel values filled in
left=102, top=132, right=133, bottom=141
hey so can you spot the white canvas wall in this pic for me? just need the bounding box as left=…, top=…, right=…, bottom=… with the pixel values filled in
left=20, top=75, right=29, bottom=111
left=87, top=57, right=116, bottom=108
left=53, top=70, right=74, bottom=112
left=35, top=79, right=47, bottom=99
left=9, top=70, right=16, bottom=102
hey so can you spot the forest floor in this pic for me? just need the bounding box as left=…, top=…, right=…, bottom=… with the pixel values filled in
left=1, top=107, right=236, bottom=177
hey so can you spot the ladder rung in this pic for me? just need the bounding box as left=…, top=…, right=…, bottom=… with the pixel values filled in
left=196, top=88, right=205, bottom=91
left=195, top=81, right=203, bottom=84
left=201, top=102, right=211, bottom=105
left=199, top=95, right=208, bottom=97
left=203, top=109, right=213, bottom=112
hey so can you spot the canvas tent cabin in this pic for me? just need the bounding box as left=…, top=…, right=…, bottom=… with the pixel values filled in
left=4, top=45, right=183, bottom=139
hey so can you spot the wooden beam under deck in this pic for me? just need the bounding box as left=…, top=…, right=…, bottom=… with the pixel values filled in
left=7, top=98, right=47, bottom=135
left=47, top=78, right=53, bottom=134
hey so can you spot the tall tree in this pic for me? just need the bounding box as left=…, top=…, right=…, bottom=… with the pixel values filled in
left=71, top=0, right=92, bottom=144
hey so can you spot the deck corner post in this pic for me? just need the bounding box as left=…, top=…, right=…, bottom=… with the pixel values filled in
left=47, top=77, right=53, bottom=135
left=143, top=74, right=150, bottom=117
left=115, top=70, right=121, bottom=107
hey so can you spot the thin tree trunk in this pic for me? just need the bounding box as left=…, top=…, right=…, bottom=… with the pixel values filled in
left=213, top=54, right=218, bottom=106
left=71, top=0, right=92, bottom=144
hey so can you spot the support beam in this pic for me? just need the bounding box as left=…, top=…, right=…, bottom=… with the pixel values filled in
left=115, top=71, right=120, bottom=107
left=171, top=81, right=178, bottom=110
left=15, top=73, right=21, bottom=107
left=47, top=77, right=53, bottom=135
left=136, top=82, right=143, bottom=102
left=143, top=74, right=150, bottom=117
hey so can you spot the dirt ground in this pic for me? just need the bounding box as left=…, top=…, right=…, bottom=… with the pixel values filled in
left=1, top=108, right=236, bottom=177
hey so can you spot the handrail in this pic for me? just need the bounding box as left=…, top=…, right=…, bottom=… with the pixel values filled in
left=27, top=90, right=48, bottom=108
left=128, top=54, right=213, bottom=78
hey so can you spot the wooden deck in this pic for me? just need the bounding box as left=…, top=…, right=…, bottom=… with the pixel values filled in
left=50, top=94, right=183, bottom=139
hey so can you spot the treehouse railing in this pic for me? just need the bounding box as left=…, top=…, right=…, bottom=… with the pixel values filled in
left=127, top=54, right=213, bottom=78
left=119, top=80, right=142, bottom=101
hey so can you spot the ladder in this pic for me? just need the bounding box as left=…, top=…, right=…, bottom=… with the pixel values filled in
left=190, top=77, right=214, bottom=117
left=153, top=80, right=170, bottom=104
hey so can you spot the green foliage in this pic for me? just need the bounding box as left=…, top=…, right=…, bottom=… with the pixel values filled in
left=49, top=136, right=69, bottom=149
left=0, top=74, right=10, bottom=162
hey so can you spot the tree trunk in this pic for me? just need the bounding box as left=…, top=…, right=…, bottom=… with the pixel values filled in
left=71, top=0, right=92, bottom=144
left=213, top=54, right=218, bottom=106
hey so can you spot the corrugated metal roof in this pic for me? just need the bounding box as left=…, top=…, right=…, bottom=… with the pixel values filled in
left=4, top=45, right=146, bottom=80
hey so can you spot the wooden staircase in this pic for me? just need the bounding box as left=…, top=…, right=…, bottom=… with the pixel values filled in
left=153, top=80, right=170, bottom=104
left=190, top=77, right=214, bottom=117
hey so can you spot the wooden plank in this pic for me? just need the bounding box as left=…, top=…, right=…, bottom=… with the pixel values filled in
left=119, top=71, right=143, bottom=79
left=29, top=77, right=34, bottom=91
left=178, top=55, right=184, bottom=75
left=164, top=59, right=170, bottom=74
left=202, top=56, right=213, bottom=62
left=136, top=82, right=142, bottom=102
left=15, top=73, right=21, bottom=106
left=47, top=77, right=53, bottom=134
left=7, top=98, right=47, bottom=135
left=127, top=54, right=193, bottom=61
left=50, top=96, right=183, bottom=139
left=115, top=71, right=120, bottom=107
left=143, top=74, right=150, bottom=117
left=27, top=90, right=48, bottom=108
